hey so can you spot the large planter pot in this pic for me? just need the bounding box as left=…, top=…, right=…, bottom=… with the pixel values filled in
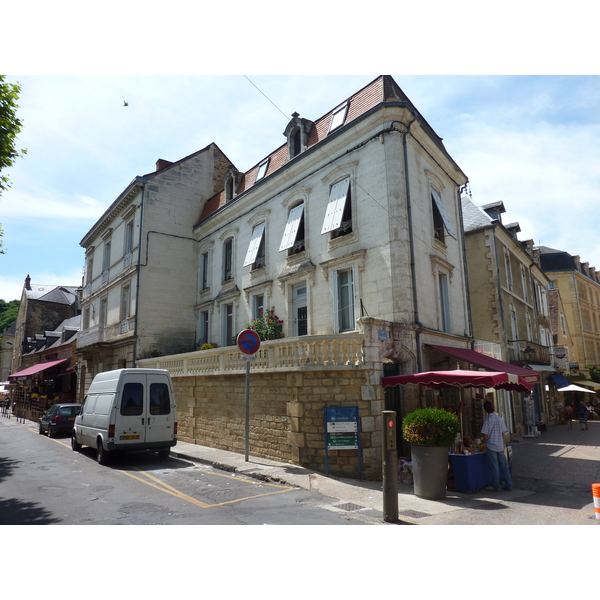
left=410, top=444, right=449, bottom=499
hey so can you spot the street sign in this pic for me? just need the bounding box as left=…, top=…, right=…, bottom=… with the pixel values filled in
left=237, top=329, right=261, bottom=355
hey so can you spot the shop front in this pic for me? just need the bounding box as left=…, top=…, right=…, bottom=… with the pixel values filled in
left=382, top=368, right=532, bottom=493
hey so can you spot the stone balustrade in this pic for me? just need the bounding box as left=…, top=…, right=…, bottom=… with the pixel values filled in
left=137, top=333, right=366, bottom=376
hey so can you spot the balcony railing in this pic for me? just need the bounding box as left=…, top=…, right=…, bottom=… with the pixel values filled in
left=77, top=317, right=135, bottom=349
left=507, top=340, right=552, bottom=365
left=136, top=333, right=366, bottom=376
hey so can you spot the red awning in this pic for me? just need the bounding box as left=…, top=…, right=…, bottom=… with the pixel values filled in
left=381, top=369, right=533, bottom=392
left=8, top=359, right=69, bottom=380
left=425, top=344, right=540, bottom=386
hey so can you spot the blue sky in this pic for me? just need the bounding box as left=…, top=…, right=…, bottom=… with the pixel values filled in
left=2, top=74, right=600, bottom=302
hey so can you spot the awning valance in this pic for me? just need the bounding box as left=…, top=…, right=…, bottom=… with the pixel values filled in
left=381, top=369, right=532, bottom=392
left=425, top=344, right=541, bottom=386
left=8, top=359, right=69, bottom=380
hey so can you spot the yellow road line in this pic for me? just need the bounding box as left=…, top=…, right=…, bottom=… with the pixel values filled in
left=121, top=465, right=295, bottom=509
left=30, top=427, right=296, bottom=510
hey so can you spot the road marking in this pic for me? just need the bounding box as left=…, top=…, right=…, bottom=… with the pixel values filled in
left=119, top=465, right=296, bottom=509
left=29, top=427, right=296, bottom=510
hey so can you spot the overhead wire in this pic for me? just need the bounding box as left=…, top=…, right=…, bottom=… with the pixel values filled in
left=242, top=75, right=409, bottom=228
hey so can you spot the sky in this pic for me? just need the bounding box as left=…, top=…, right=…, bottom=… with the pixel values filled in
left=2, top=73, right=600, bottom=303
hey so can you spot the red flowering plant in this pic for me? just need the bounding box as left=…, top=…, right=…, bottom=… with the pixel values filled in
left=244, top=307, right=284, bottom=341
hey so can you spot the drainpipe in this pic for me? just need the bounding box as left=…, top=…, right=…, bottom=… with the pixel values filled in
left=394, top=116, right=422, bottom=371
left=132, top=177, right=149, bottom=367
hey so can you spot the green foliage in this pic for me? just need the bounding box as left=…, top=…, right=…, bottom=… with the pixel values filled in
left=243, top=307, right=284, bottom=341
left=1, top=76, right=27, bottom=254
left=588, top=365, right=600, bottom=383
left=402, top=408, right=460, bottom=447
left=200, top=343, right=214, bottom=350
left=0, top=299, right=19, bottom=333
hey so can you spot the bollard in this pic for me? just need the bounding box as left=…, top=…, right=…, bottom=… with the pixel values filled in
left=592, top=484, right=600, bottom=520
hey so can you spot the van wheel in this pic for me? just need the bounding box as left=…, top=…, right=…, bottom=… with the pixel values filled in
left=71, top=433, right=82, bottom=452
left=96, top=439, right=109, bottom=465
left=158, top=449, right=170, bottom=459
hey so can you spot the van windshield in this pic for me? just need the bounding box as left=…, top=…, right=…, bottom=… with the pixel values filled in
left=121, top=383, right=143, bottom=416
left=150, top=383, right=171, bottom=415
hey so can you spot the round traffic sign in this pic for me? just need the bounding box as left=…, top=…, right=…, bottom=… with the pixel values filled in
left=237, top=329, right=261, bottom=355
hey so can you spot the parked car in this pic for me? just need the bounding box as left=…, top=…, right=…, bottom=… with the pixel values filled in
left=39, top=403, right=82, bottom=438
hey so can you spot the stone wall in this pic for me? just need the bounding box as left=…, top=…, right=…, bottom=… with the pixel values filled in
left=172, top=367, right=384, bottom=481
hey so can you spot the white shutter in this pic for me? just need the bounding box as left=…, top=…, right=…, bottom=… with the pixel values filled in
left=332, top=269, right=340, bottom=333
left=279, top=204, right=304, bottom=252
left=243, top=223, right=265, bottom=267
left=431, top=189, right=457, bottom=240
left=321, top=178, right=350, bottom=234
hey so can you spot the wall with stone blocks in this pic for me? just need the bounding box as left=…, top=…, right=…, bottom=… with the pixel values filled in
left=172, top=368, right=384, bottom=481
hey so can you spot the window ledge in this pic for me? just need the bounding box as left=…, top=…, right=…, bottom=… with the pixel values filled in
left=328, top=230, right=357, bottom=250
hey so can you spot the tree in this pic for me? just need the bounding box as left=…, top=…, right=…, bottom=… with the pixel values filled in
left=0, top=75, right=27, bottom=254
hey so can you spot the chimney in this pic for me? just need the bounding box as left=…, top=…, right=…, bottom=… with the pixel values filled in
left=156, top=159, right=173, bottom=172
left=25, top=274, right=31, bottom=290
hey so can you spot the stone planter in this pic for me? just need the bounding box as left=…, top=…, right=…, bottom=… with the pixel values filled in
left=410, top=444, right=449, bottom=499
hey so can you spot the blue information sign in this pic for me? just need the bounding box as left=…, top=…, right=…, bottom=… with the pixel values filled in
left=324, top=406, right=362, bottom=480
left=237, top=329, right=261, bottom=355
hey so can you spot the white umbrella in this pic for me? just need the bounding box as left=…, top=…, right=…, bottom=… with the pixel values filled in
left=557, top=384, right=596, bottom=393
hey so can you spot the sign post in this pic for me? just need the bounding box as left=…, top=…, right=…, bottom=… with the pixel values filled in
left=237, top=329, right=261, bottom=462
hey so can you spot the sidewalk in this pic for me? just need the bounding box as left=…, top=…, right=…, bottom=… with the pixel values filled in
left=171, top=420, right=600, bottom=525
left=2, top=412, right=599, bottom=524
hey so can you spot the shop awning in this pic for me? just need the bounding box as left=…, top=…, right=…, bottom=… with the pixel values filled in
left=381, top=369, right=533, bottom=392
left=573, top=380, right=600, bottom=390
left=425, top=344, right=541, bottom=386
left=8, top=358, right=69, bottom=380
left=550, top=373, right=570, bottom=388
left=557, top=384, right=596, bottom=394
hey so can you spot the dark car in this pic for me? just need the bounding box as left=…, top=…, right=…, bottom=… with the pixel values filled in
left=39, top=403, right=82, bottom=438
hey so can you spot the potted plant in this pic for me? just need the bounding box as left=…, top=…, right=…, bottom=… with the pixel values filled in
left=402, top=408, right=460, bottom=499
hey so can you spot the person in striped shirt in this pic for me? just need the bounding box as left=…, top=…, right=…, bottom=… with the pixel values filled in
left=481, top=400, right=513, bottom=491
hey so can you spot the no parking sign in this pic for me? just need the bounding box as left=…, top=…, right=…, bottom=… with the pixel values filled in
left=237, top=329, right=261, bottom=355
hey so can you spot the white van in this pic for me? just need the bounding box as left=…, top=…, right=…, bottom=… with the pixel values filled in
left=72, top=368, right=177, bottom=464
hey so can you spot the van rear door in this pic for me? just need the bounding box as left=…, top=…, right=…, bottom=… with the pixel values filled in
left=145, top=373, right=176, bottom=445
left=117, top=373, right=147, bottom=445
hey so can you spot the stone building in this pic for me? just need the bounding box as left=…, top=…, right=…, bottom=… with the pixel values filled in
left=461, top=197, right=558, bottom=435
left=139, top=75, right=476, bottom=478
left=77, top=143, right=232, bottom=390
left=539, top=246, right=600, bottom=389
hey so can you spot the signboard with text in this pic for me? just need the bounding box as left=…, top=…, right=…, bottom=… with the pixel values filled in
left=324, top=406, right=361, bottom=480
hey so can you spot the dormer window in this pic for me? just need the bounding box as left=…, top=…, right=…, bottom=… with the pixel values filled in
left=284, top=113, right=314, bottom=160
left=328, top=103, right=349, bottom=133
left=256, top=159, right=269, bottom=182
left=224, top=168, right=242, bottom=203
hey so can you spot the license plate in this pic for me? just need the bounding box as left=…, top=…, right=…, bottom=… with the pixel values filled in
left=68, top=417, right=75, bottom=421
left=120, top=434, right=140, bottom=440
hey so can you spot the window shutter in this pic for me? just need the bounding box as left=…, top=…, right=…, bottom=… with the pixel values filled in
left=243, top=223, right=265, bottom=267
left=431, top=189, right=457, bottom=239
left=279, top=204, right=304, bottom=252
left=321, top=178, right=350, bottom=234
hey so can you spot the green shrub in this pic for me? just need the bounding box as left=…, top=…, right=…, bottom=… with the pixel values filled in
left=402, top=408, right=460, bottom=447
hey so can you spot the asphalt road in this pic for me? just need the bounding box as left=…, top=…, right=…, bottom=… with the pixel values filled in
left=0, top=419, right=379, bottom=525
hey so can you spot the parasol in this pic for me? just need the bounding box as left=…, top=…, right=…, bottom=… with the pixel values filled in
left=557, top=384, right=596, bottom=394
